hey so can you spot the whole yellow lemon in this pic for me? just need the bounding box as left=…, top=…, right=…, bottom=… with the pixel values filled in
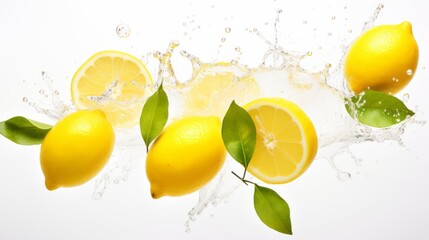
left=146, top=116, right=227, bottom=199
left=40, top=110, right=115, bottom=190
left=344, top=21, right=419, bottom=94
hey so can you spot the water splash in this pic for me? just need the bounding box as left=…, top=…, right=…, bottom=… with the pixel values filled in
left=92, top=126, right=147, bottom=199
left=23, top=71, right=73, bottom=122
left=184, top=161, right=242, bottom=232
left=362, top=4, right=384, bottom=32
left=153, top=40, right=183, bottom=88
left=92, top=145, right=142, bottom=200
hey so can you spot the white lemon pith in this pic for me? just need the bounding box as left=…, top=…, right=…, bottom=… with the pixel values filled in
left=40, top=110, right=115, bottom=190
left=146, top=116, right=227, bottom=199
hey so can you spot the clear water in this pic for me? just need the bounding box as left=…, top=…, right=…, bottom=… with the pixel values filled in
left=21, top=3, right=425, bottom=232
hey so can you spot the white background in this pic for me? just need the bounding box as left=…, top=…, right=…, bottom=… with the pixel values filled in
left=1, top=0, right=428, bottom=239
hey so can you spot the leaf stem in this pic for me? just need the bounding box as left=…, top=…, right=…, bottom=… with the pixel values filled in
left=231, top=171, right=257, bottom=186
left=242, top=167, right=248, bottom=180
left=232, top=171, right=248, bottom=185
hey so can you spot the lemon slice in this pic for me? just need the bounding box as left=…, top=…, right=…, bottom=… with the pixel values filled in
left=244, top=98, right=318, bottom=184
left=71, top=50, right=152, bottom=128
left=182, top=62, right=261, bottom=118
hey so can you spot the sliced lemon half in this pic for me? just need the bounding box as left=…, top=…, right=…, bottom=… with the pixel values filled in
left=182, top=62, right=261, bottom=118
left=245, top=98, right=318, bottom=184
left=71, top=50, right=152, bottom=128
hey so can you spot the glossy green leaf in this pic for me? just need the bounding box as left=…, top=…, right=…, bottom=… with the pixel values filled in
left=345, top=90, right=415, bottom=128
left=0, top=116, right=52, bottom=145
left=140, top=84, right=169, bottom=152
left=221, top=100, right=256, bottom=168
left=254, top=184, right=292, bottom=235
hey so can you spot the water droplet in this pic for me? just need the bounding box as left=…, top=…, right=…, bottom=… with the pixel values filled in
left=22, top=97, right=28, bottom=103
left=348, top=29, right=353, bottom=33
left=325, top=63, right=332, bottom=68
left=54, top=90, right=60, bottom=95
left=44, top=94, right=49, bottom=98
left=327, top=32, right=332, bottom=36
left=337, top=171, right=351, bottom=181
left=303, top=20, right=307, bottom=24
left=225, top=27, right=231, bottom=33
left=277, top=9, right=283, bottom=14
left=116, top=23, right=130, bottom=38
left=406, top=69, right=413, bottom=75
left=221, top=38, right=226, bottom=42
left=403, top=93, right=410, bottom=102
left=331, top=16, right=336, bottom=20
left=234, top=47, right=241, bottom=52
left=94, top=192, right=104, bottom=200
left=39, top=89, right=44, bottom=94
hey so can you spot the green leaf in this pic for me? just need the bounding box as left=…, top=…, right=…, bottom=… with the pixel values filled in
left=0, top=116, right=52, bottom=145
left=140, top=84, right=169, bottom=152
left=345, top=90, right=415, bottom=128
left=221, top=100, right=256, bottom=169
left=254, top=184, right=292, bottom=235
